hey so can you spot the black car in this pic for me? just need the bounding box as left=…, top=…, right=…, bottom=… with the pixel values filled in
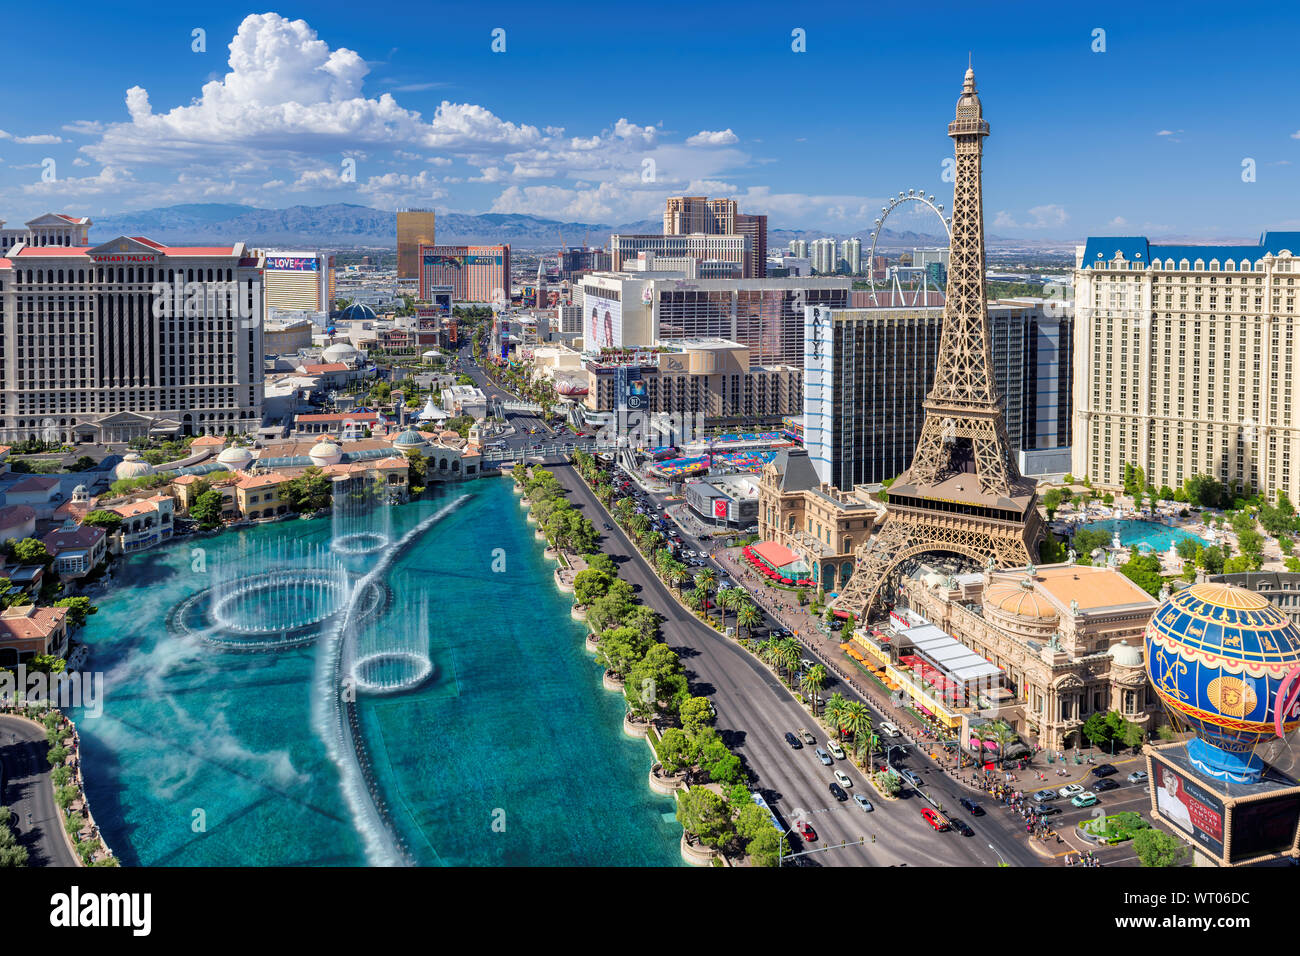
left=1092, top=763, right=1119, bottom=778
left=1030, top=804, right=1062, bottom=817
left=784, top=732, right=802, bottom=750
left=829, top=782, right=849, bottom=802
left=959, top=798, right=985, bottom=816
left=1093, top=778, right=1121, bottom=792
left=603, top=523, right=613, bottom=531
left=951, top=819, right=975, bottom=837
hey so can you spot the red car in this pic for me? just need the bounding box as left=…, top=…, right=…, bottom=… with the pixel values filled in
left=921, top=808, right=949, bottom=831
left=797, top=821, right=817, bottom=842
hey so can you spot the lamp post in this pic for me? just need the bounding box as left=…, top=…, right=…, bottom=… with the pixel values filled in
left=988, top=842, right=1008, bottom=866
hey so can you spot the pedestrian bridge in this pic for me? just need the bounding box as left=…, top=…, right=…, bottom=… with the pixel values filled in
left=497, top=400, right=543, bottom=415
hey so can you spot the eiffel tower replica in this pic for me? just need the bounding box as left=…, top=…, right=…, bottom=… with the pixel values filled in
left=834, top=64, right=1044, bottom=620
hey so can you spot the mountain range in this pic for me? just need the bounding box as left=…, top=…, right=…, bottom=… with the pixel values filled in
left=91, top=202, right=963, bottom=251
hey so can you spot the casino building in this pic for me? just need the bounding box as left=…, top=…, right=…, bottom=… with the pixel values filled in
left=0, top=235, right=265, bottom=442
left=418, top=244, right=509, bottom=304
left=261, top=249, right=334, bottom=314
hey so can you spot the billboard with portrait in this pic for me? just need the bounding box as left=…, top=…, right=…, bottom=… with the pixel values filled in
left=1151, top=759, right=1225, bottom=858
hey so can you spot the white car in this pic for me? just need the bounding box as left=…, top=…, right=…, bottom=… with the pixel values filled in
left=826, top=740, right=845, bottom=760
left=833, top=769, right=853, bottom=789
left=1058, top=783, right=1085, bottom=799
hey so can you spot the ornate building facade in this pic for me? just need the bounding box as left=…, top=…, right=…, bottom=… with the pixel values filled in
left=756, top=448, right=880, bottom=592
left=899, top=562, right=1162, bottom=750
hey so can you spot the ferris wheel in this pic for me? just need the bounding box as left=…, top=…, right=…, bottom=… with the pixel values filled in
left=866, top=189, right=953, bottom=307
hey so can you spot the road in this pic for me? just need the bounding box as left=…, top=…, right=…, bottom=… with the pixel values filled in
left=0, top=714, right=78, bottom=867
left=553, top=463, right=1035, bottom=866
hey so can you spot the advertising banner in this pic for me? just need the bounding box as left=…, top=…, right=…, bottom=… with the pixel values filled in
left=266, top=256, right=318, bottom=271
left=1151, top=760, right=1225, bottom=858
left=714, top=498, right=729, bottom=520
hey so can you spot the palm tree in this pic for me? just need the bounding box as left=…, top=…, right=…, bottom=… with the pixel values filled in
left=667, top=561, right=691, bottom=593
left=801, top=664, right=827, bottom=716
left=736, top=601, right=762, bottom=640
left=842, top=701, right=874, bottom=767
left=722, top=587, right=745, bottom=634
left=985, top=722, right=1020, bottom=769
left=758, top=637, right=782, bottom=671
left=694, top=568, right=718, bottom=622
left=777, top=637, right=802, bottom=685
left=629, top=513, right=651, bottom=541
left=824, top=693, right=849, bottom=739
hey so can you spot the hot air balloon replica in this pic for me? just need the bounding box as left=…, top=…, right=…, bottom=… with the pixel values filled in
left=1141, top=581, right=1300, bottom=865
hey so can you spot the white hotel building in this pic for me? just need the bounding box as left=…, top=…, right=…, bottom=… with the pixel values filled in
left=0, top=234, right=265, bottom=443
left=1073, top=232, right=1300, bottom=502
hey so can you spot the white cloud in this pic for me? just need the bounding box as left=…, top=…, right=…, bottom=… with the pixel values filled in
left=685, top=129, right=739, bottom=147
left=1108, top=216, right=1129, bottom=228
left=992, top=211, right=1018, bottom=229
left=994, top=205, right=1067, bottom=231
left=0, top=130, right=65, bottom=145
left=358, top=170, right=448, bottom=209
left=84, top=12, right=541, bottom=167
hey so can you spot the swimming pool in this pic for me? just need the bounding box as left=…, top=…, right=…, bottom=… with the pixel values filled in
left=1077, top=519, right=1207, bottom=553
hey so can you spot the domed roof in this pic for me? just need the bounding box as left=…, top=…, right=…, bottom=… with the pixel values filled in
left=392, top=427, right=427, bottom=448
left=1146, top=581, right=1300, bottom=783
left=339, top=303, right=377, bottom=322
left=217, top=445, right=254, bottom=468
left=984, top=574, right=1058, bottom=621
left=1109, top=639, right=1143, bottom=669
left=113, top=452, right=152, bottom=481
left=308, top=440, right=343, bottom=466
left=322, top=342, right=360, bottom=363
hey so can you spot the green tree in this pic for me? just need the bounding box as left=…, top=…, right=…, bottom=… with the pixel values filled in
left=801, top=664, right=828, bottom=717
left=656, top=727, right=699, bottom=776
left=736, top=601, right=762, bottom=639
left=746, top=827, right=788, bottom=867
left=81, top=510, right=123, bottom=532
left=1119, top=551, right=1165, bottom=597
left=12, top=538, right=50, bottom=566
left=1082, top=712, right=1112, bottom=751
left=1174, top=537, right=1200, bottom=561
left=625, top=644, right=688, bottom=718
left=583, top=552, right=617, bottom=576
left=189, top=489, right=224, bottom=530
left=1071, top=528, right=1112, bottom=565
left=679, top=696, right=716, bottom=738
left=284, top=466, right=333, bottom=513
left=675, top=787, right=734, bottom=850
left=572, top=569, right=612, bottom=606
left=1198, top=546, right=1226, bottom=574
left=52, top=596, right=96, bottom=629
left=1133, top=828, right=1188, bottom=868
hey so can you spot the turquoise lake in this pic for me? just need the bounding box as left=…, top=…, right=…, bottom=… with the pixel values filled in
left=72, top=478, right=681, bottom=866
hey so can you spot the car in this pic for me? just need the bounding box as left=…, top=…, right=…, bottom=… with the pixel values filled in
left=826, top=740, right=846, bottom=760
left=834, top=769, right=853, bottom=789
left=798, top=729, right=816, bottom=745
left=796, top=821, right=817, bottom=842
left=603, top=522, right=612, bottom=531
left=853, top=794, right=874, bottom=812
left=1126, top=770, right=1149, bottom=784
left=1093, top=778, right=1121, bottom=793
left=1071, top=792, right=1100, bottom=808
left=784, top=732, right=802, bottom=750
left=1058, top=784, right=1085, bottom=799
left=829, top=782, right=848, bottom=802
left=951, top=819, right=975, bottom=837
left=1032, top=789, right=1059, bottom=803
left=800, top=658, right=816, bottom=670
left=1030, top=804, right=1063, bottom=817
left=959, top=798, right=985, bottom=816
left=1092, top=763, right=1119, bottom=778
left=879, top=721, right=900, bottom=738
left=921, top=808, right=949, bottom=831
left=900, top=769, right=922, bottom=787
left=815, top=747, right=833, bottom=766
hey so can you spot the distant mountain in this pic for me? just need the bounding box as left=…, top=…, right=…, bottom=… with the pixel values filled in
left=89, top=202, right=1063, bottom=251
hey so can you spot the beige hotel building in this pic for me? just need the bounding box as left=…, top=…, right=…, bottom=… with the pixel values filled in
left=1073, top=232, right=1300, bottom=500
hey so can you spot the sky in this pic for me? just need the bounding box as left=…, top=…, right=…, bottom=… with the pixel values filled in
left=1, top=0, right=1298, bottom=240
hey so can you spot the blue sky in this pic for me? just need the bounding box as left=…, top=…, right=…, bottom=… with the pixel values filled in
left=1, top=0, right=1298, bottom=238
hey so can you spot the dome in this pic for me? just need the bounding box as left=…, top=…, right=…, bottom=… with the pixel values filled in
left=322, top=342, right=360, bottom=364
left=339, top=303, right=377, bottom=322
left=984, top=574, right=1058, bottom=621
left=217, top=445, right=254, bottom=469
left=1145, top=582, right=1300, bottom=783
left=392, top=427, right=427, bottom=449
left=308, top=440, right=343, bottom=467
left=1109, top=639, right=1144, bottom=669
left=114, top=452, right=152, bottom=481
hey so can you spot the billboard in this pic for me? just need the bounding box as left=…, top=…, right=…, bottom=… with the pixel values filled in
left=586, top=292, right=623, bottom=349
left=266, top=256, right=319, bottom=271
left=714, top=498, right=729, bottom=520
left=1232, top=792, right=1300, bottom=861
left=626, top=378, right=647, bottom=410
left=423, top=254, right=503, bottom=268
left=1151, top=760, right=1225, bottom=858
